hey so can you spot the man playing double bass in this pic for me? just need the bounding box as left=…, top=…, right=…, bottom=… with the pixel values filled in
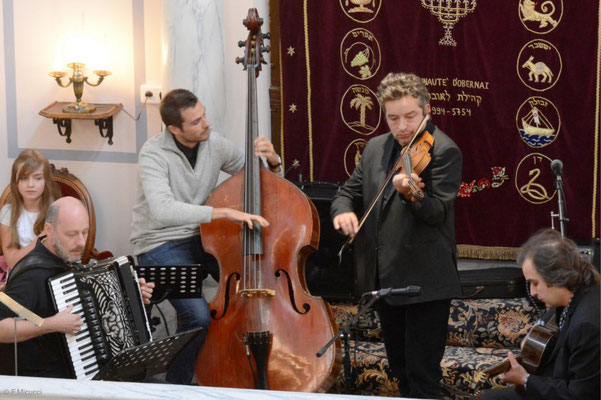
left=130, top=89, right=281, bottom=384
left=479, top=229, right=600, bottom=399
left=331, top=72, right=463, bottom=398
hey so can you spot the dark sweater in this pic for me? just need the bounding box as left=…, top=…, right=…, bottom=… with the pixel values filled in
left=0, top=238, right=71, bottom=377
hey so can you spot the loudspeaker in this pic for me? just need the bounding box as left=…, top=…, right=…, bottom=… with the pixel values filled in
left=593, top=238, right=600, bottom=272
left=576, top=238, right=600, bottom=271
left=582, top=238, right=600, bottom=272
left=296, top=182, right=358, bottom=301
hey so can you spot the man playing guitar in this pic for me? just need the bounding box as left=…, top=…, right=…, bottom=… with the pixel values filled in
left=479, top=229, right=599, bottom=399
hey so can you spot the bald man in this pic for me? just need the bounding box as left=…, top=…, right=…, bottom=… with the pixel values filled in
left=0, top=196, right=153, bottom=377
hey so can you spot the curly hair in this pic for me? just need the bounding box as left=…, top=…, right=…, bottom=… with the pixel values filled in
left=517, top=229, right=599, bottom=291
left=376, top=72, right=430, bottom=111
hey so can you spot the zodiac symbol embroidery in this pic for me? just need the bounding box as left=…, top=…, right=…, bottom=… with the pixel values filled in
left=519, top=168, right=550, bottom=201
left=520, top=0, right=558, bottom=28
left=345, top=0, right=375, bottom=14
left=354, top=142, right=363, bottom=167
left=349, top=94, right=374, bottom=129
left=344, top=139, right=367, bottom=176
left=349, top=47, right=373, bottom=78
left=522, top=56, right=553, bottom=83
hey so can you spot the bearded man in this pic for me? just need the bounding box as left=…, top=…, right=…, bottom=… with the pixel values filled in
left=0, top=196, right=153, bottom=377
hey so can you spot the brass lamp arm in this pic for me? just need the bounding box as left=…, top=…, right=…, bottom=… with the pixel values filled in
left=84, top=76, right=104, bottom=87
left=55, top=77, right=73, bottom=88
left=85, top=70, right=111, bottom=87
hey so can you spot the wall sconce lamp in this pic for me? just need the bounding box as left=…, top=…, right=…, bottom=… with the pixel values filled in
left=49, top=62, right=111, bottom=113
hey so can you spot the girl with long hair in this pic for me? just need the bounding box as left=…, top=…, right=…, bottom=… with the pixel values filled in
left=0, top=149, right=60, bottom=271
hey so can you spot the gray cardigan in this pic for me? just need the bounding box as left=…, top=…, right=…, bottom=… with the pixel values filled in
left=130, top=130, right=244, bottom=255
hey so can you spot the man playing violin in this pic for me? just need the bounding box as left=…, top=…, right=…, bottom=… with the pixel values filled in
left=130, top=89, right=281, bottom=384
left=331, top=72, right=463, bottom=398
left=479, top=229, right=600, bottom=399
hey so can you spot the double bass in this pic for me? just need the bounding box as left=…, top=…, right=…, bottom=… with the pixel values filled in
left=195, top=9, right=341, bottom=391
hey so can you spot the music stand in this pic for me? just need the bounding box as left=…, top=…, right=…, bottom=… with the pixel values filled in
left=0, top=292, right=44, bottom=376
left=92, top=327, right=203, bottom=382
left=135, top=264, right=204, bottom=303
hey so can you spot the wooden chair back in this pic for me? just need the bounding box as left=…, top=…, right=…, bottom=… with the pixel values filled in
left=0, top=164, right=97, bottom=264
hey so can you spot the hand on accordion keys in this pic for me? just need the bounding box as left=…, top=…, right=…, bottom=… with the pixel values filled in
left=44, top=304, right=83, bottom=336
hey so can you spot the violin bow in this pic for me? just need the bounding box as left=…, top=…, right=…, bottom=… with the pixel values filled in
left=337, top=112, right=430, bottom=263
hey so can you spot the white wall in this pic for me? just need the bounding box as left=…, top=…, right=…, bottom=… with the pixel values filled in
left=0, top=0, right=271, bottom=258
left=222, top=0, right=271, bottom=150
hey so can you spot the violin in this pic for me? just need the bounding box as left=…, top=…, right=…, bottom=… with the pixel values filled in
left=338, top=113, right=434, bottom=259
left=395, top=127, right=434, bottom=201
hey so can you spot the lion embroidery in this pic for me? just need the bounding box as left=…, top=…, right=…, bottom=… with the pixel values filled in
left=520, top=0, right=558, bottom=28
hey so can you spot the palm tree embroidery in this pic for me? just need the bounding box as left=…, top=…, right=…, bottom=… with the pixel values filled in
left=349, top=94, right=374, bottom=128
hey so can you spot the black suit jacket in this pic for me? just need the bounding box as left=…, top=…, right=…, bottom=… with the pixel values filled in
left=331, top=123, right=463, bottom=305
left=527, top=285, right=600, bottom=399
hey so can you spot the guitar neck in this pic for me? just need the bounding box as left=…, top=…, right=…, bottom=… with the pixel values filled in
left=483, top=354, right=523, bottom=377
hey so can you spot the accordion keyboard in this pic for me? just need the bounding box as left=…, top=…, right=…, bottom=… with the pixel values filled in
left=50, top=272, right=106, bottom=379
left=49, top=256, right=152, bottom=380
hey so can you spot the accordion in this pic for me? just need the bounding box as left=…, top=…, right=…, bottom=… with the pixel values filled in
left=48, top=256, right=152, bottom=380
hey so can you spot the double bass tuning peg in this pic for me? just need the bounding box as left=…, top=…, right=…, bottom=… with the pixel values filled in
left=262, top=32, right=271, bottom=40
left=260, top=45, right=271, bottom=53
left=238, top=40, right=247, bottom=48
left=235, top=56, right=245, bottom=65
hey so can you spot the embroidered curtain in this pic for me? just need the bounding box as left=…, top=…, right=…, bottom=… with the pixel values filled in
left=277, top=0, right=600, bottom=254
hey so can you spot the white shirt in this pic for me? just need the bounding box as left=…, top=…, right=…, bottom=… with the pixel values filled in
left=0, top=204, right=39, bottom=248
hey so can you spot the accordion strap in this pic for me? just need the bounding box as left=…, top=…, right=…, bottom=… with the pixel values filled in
left=8, top=251, right=65, bottom=285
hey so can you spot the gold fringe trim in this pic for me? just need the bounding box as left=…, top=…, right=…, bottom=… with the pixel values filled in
left=593, top=0, right=601, bottom=237
left=457, top=245, right=519, bottom=261
left=303, top=0, right=314, bottom=181
left=278, top=35, right=285, bottom=169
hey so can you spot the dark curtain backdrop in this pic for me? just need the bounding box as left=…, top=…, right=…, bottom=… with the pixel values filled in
left=278, top=0, right=600, bottom=255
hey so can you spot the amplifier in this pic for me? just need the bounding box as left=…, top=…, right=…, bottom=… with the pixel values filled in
left=578, top=237, right=600, bottom=271
left=296, top=182, right=359, bottom=301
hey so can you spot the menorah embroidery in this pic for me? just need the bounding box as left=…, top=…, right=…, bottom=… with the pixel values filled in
left=421, top=0, right=477, bottom=47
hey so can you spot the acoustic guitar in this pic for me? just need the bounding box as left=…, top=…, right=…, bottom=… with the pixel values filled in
left=484, top=315, right=559, bottom=377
